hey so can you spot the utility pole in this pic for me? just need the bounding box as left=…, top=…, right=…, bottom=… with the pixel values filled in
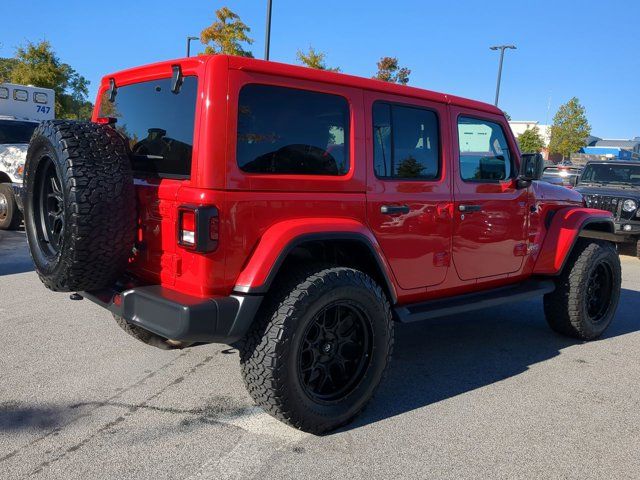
left=264, top=0, right=273, bottom=60
left=186, top=36, right=199, bottom=57
left=490, top=45, right=516, bottom=106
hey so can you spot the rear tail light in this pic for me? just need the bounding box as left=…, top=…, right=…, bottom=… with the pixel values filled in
left=178, top=206, right=219, bottom=252
left=180, top=210, right=196, bottom=246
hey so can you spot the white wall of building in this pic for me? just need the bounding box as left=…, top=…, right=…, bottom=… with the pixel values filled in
left=509, top=121, right=551, bottom=146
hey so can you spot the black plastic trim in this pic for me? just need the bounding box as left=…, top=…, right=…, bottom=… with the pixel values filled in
left=171, top=65, right=184, bottom=94
left=395, top=279, right=555, bottom=323
left=107, top=78, right=117, bottom=102
left=552, top=216, right=616, bottom=276
left=234, top=232, right=398, bottom=304
left=82, top=286, right=262, bottom=344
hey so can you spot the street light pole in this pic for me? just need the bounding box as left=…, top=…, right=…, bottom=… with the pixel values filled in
left=490, top=45, right=516, bottom=106
left=264, top=0, right=273, bottom=60
left=186, top=36, right=199, bottom=57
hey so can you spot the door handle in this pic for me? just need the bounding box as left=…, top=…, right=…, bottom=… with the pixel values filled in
left=458, top=204, right=482, bottom=213
left=381, top=205, right=410, bottom=215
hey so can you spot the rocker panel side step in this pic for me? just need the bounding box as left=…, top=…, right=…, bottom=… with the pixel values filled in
left=395, top=279, right=555, bottom=323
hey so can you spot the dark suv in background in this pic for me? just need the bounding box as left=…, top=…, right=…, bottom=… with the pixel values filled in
left=577, top=161, right=640, bottom=258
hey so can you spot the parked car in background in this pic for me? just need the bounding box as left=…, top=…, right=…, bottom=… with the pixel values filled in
left=576, top=161, right=640, bottom=258
left=541, top=164, right=583, bottom=188
left=0, top=82, right=55, bottom=229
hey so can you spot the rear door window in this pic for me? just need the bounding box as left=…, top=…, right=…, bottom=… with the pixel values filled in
left=99, top=76, right=198, bottom=178
left=373, top=102, right=440, bottom=179
left=236, top=84, right=349, bottom=175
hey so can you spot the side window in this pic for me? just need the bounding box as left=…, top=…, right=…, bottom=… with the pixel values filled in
left=373, top=102, right=440, bottom=179
left=458, top=117, right=513, bottom=182
left=237, top=84, right=349, bottom=175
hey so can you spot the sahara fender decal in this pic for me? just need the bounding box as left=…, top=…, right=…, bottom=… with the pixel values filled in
left=233, top=218, right=398, bottom=303
left=532, top=207, right=614, bottom=275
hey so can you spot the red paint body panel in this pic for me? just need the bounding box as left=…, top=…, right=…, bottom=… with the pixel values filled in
left=90, top=55, right=614, bottom=306
left=533, top=208, right=614, bottom=275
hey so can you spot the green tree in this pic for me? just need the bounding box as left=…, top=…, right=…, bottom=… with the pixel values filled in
left=296, top=46, right=340, bottom=72
left=396, top=157, right=424, bottom=178
left=517, top=126, right=545, bottom=153
left=373, top=57, right=410, bottom=85
left=0, top=57, right=19, bottom=82
left=9, top=41, right=91, bottom=119
left=200, top=7, right=254, bottom=57
left=548, top=97, right=591, bottom=160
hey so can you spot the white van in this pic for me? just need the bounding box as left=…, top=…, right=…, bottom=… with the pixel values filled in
left=0, top=83, right=55, bottom=229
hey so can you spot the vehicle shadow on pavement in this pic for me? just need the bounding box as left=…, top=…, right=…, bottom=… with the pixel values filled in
left=0, top=228, right=34, bottom=276
left=346, top=287, right=640, bottom=432
left=0, top=401, right=70, bottom=433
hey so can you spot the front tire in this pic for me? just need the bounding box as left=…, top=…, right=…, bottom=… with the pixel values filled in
left=544, top=240, right=621, bottom=340
left=240, top=267, right=393, bottom=434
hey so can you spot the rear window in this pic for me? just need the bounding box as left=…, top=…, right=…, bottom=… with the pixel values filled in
left=99, top=76, right=198, bottom=178
left=237, top=84, right=350, bottom=175
left=0, top=120, right=38, bottom=144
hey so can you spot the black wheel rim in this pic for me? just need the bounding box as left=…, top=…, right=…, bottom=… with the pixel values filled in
left=586, top=261, right=614, bottom=324
left=298, top=302, right=373, bottom=403
left=34, top=157, right=64, bottom=257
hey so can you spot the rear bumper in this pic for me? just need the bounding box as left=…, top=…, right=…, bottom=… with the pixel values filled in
left=82, top=285, right=263, bottom=344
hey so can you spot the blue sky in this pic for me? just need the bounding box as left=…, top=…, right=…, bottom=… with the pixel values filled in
left=1, top=0, right=638, bottom=138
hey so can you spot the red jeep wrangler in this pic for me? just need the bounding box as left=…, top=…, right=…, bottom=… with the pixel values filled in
left=23, top=55, right=621, bottom=433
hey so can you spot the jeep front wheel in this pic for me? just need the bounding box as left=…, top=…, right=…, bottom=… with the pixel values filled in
left=544, top=240, right=621, bottom=340
left=239, top=267, right=393, bottom=434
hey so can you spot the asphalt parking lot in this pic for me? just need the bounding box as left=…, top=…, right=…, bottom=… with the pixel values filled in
left=1, top=228, right=640, bottom=480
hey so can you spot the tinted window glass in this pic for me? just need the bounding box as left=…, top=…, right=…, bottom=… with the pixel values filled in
left=237, top=84, right=349, bottom=175
left=373, top=102, right=439, bottom=179
left=458, top=117, right=513, bottom=181
left=0, top=120, right=38, bottom=144
left=581, top=163, right=640, bottom=185
left=99, top=76, right=197, bottom=177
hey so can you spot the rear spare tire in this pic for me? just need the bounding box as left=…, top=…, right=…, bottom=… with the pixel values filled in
left=24, top=120, right=136, bottom=292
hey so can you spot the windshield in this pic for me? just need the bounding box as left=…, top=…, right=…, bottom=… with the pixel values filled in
left=581, top=163, right=640, bottom=186
left=99, top=76, right=198, bottom=178
left=0, top=120, right=38, bottom=144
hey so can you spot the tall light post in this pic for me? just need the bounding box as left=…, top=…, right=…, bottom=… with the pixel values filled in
left=490, top=45, right=516, bottom=106
left=186, top=36, right=199, bottom=57
left=264, top=0, right=273, bottom=60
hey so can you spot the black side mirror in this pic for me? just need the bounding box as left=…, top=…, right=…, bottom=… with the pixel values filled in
left=517, top=153, right=544, bottom=187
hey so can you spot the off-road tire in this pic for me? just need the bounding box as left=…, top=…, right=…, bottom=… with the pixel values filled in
left=24, top=120, right=135, bottom=292
left=0, top=183, right=22, bottom=230
left=637, top=239, right=640, bottom=260
left=239, top=266, right=394, bottom=434
left=544, top=240, right=621, bottom=340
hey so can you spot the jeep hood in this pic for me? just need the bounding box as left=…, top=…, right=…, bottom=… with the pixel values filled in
left=532, top=180, right=583, bottom=205
left=576, top=185, right=640, bottom=198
